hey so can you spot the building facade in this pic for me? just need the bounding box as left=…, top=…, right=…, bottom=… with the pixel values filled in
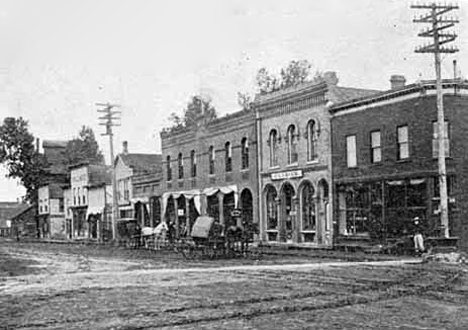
left=331, top=78, right=468, bottom=249
left=255, top=74, right=377, bottom=246
left=114, top=142, right=161, bottom=235
left=69, top=163, right=112, bottom=240
left=37, top=183, right=66, bottom=239
left=160, top=108, right=258, bottom=238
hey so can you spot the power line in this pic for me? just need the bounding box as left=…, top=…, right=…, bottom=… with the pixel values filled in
left=411, top=2, right=459, bottom=238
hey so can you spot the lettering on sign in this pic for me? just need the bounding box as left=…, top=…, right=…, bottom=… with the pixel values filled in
left=271, top=170, right=303, bottom=181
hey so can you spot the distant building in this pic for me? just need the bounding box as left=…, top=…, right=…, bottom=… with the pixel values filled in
left=69, top=163, right=112, bottom=240
left=331, top=77, right=468, bottom=249
left=10, top=205, right=36, bottom=239
left=0, top=202, right=30, bottom=237
left=41, top=140, right=70, bottom=184
left=114, top=141, right=162, bottom=234
left=37, top=183, right=66, bottom=239
left=255, top=72, right=378, bottom=247
left=160, top=107, right=258, bottom=238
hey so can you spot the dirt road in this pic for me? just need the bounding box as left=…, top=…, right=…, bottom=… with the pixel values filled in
left=1, top=241, right=467, bottom=330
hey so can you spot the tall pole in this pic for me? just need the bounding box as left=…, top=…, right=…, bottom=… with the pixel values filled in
left=412, top=3, right=459, bottom=238
left=97, top=103, right=121, bottom=241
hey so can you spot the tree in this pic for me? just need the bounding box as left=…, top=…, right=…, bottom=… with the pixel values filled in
left=237, top=92, right=253, bottom=111
left=0, top=117, right=47, bottom=202
left=167, top=95, right=218, bottom=129
left=256, top=60, right=314, bottom=95
left=65, top=126, right=104, bottom=166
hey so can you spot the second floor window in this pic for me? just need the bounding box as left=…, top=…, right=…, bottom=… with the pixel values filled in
left=123, top=179, right=129, bottom=200
left=77, top=187, right=81, bottom=205
left=225, top=142, right=232, bottom=172
left=307, top=120, right=318, bottom=162
left=346, top=135, right=357, bottom=168
left=397, top=125, right=409, bottom=160
left=190, top=150, right=197, bottom=177
left=370, top=130, right=382, bottom=163
left=178, top=153, right=184, bottom=179
left=241, top=137, right=249, bottom=169
left=83, top=188, right=87, bottom=205
left=269, top=129, right=278, bottom=167
left=209, top=146, right=215, bottom=175
left=287, top=125, right=298, bottom=164
left=432, top=121, right=450, bottom=158
left=166, top=156, right=172, bottom=181
left=73, top=188, right=76, bottom=205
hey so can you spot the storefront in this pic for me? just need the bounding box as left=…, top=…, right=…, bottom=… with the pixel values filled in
left=262, top=169, right=331, bottom=245
left=335, top=175, right=456, bottom=241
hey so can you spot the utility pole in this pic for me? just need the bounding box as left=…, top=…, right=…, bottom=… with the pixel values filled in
left=97, top=102, right=121, bottom=241
left=411, top=2, right=459, bottom=238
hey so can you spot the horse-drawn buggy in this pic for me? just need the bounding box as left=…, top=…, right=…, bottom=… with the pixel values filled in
left=178, top=216, right=257, bottom=259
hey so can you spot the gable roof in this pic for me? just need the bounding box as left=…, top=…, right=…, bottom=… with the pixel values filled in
left=118, top=154, right=162, bottom=174
left=0, top=203, right=30, bottom=225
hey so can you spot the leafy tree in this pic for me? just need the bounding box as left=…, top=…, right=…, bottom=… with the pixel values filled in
left=255, top=60, right=316, bottom=95
left=65, top=126, right=104, bottom=166
left=0, top=117, right=47, bottom=202
left=237, top=92, right=253, bottom=111
left=167, top=95, right=217, bottom=129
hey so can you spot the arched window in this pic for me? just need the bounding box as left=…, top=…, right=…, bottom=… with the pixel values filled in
left=166, top=155, right=172, bottom=181
left=269, top=129, right=278, bottom=167
left=209, top=146, right=215, bottom=175
left=178, top=153, right=184, bottom=179
left=287, top=125, right=298, bottom=164
left=307, top=120, right=318, bottom=161
left=225, top=142, right=232, bottom=172
left=241, top=137, right=249, bottom=169
left=190, top=150, right=197, bottom=177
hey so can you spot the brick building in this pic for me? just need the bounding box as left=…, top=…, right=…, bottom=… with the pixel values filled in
left=255, top=73, right=377, bottom=246
left=160, top=108, right=258, bottom=238
left=331, top=77, right=468, bottom=249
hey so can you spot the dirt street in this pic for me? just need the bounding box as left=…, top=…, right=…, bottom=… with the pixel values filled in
left=1, top=241, right=468, bottom=330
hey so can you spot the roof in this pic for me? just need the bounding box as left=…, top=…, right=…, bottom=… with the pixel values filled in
left=0, top=203, right=30, bottom=224
left=42, top=140, right=68, bottom=148
left=118, top=154, right=162, bottom=174
left=88, top=164, right=112, bottom=187
left=328, top=86, right=381, bottom=104
left=330, top=78, right=468, bottom=113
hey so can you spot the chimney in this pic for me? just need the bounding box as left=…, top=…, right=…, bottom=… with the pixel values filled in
left=323, top=71, right=339, bottom=86
left=122, top=141, right=128, bottom=154
left=36, top=138, right=40, bottom=153
left=390, top=75, right=406, bottom=90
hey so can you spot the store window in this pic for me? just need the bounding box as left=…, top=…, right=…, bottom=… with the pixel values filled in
left=190, top=150, right=197, bottom=177
left=166, top=155, right=172, bottom=181
left=269, top=129, right=278, bottom=167
left=225, top=142, right=232, bottom=172
left=432, top=121, right=450, bottom=158
left=307, top=120, right=318, bottom=162
left=346, top=135, right=357, bottom=167
left=266, top=186, right=278, bottom=231
left=241, top=137, right=249, bottom=169
left=178, top=153, right=184, bottom=179
left=287, top=125, right=298, bottom=164
left=397, top=125, right=409, bottom=160
left=209, top=146, right=215, bottom=175
left=370, top=130, right=381, bottom=163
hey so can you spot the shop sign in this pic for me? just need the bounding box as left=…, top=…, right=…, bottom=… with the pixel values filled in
left=231, top=209, right=242, bottom=217
left=177, top=209, right=185, bottom=216
left=271, top=170, right=303, bottom=181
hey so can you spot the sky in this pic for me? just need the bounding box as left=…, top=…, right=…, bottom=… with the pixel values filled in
left=0, top=0, right=467, bottom=201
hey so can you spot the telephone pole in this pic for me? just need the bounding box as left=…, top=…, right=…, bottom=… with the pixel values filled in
left=411, top=2, right=459, bottom=238
left=97, top=102, right=121, bottom=241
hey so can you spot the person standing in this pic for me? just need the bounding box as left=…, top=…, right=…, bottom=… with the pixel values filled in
left=413, top=216, right=425, bottom=255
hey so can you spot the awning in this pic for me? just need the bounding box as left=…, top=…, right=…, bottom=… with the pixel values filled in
left=86, top=206, right=104, bottom=218
left=131, top=196, right=150, bottom=204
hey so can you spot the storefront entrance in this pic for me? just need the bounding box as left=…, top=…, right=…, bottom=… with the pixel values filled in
left=280, top=182, right=295, bottom=243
